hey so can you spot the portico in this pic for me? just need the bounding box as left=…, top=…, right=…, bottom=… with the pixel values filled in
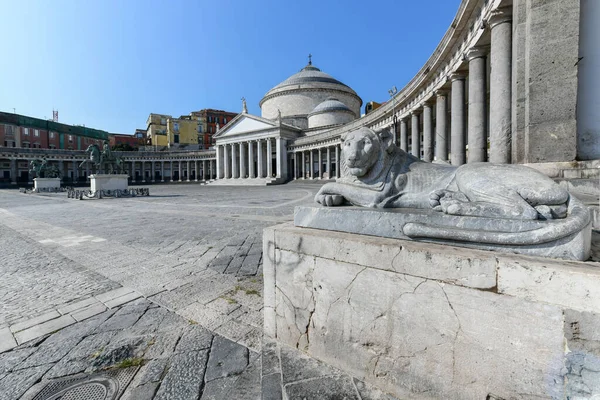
left=213, top=113, right=301, bottom=185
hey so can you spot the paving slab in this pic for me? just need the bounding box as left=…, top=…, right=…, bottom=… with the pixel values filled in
left=14, top=315, right=76, bottom=345
left=0, top=327, right=17, bottom=353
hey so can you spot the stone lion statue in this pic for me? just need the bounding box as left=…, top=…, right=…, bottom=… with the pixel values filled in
left=315, top=127, right=590, bottom=245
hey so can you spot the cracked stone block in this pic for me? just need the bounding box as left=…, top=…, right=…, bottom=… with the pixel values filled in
left=175, top=325, right=213, bottom=354
left=284, top=375, right=360, bottom=400
left=205, top=336, right=249, bottom=382
left=153, top=350, right=208, bottom=400
left=144, top=331, right=182, bottom=359
left=0, top=347, right=36, bottom=374
left=0, top=364, right=52, bottom=400
left=138, top=358, right=168, bottom=385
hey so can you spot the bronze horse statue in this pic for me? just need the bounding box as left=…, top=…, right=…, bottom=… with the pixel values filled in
left=79, top=143, right=125, bottom=174
left=29, top=159, right=60, bottom=178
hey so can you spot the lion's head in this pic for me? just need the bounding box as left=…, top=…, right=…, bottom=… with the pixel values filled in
left=340, top=127, right=395, bottom=180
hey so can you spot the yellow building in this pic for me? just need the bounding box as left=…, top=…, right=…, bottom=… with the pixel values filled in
left=146, top=113, right=200, bottom=148
left=166, top=116, right=198, bottom=148
left=146, top=113, right=170, bottom=147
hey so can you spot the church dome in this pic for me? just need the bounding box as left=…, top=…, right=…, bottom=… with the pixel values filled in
left=308, top=98, right=356, bottom=129
left=260, top=59, right=362, bottom=130
left=309, top=98, right=354, bottom=116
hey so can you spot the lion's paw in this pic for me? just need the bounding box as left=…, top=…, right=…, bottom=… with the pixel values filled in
left=315, top=194, right=345, bottom=207
left=429, top=190, right=469, bottom=213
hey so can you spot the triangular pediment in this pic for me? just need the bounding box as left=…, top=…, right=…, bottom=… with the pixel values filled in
left=213, top=113, right=278, bottom=138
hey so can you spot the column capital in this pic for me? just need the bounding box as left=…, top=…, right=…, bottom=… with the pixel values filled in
left=435, top=89, right=449, bottom=97
left=449, top=72, right=467, bottom=82
left=410, top=110, right=421, bottom=116
left=489, top=7, right=512, bottom=29
left=465, top=45, right=490, bottom=61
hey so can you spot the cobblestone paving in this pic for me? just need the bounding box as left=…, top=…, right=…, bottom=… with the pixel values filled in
left=0, top=183, right=352, bottom=399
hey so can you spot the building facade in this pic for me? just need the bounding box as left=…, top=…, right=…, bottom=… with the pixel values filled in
left=191, top=109, right=238, bottom=150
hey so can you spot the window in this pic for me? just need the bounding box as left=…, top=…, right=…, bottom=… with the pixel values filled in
left=223, top=118, right=227, bottom=124
left=5, top=125, right=14, bottom=136
left=23, top=128, right=29, bottom=136
left=22, top=141, right=30, bottom=148
left=198, top=125, right=203, bottom=133
left=49, top=144, right=56, bottom=149
left=34, top=129, right=39, bottom=137
left=68, top=135, right=73, bottom=143
left=49, top=131, right=55, bottom=139
left=173, top=122, right=179, bottom=132
left=209, top=126, right=213, bottom=134
left=161, top=118, right=166, bottom=125
left=174, top=134, right=180, bottom=144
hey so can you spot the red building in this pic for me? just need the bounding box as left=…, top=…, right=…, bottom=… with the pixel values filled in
left=191, top=109, right=238, bottom=149
left=109, top=132, right=145, bottom=149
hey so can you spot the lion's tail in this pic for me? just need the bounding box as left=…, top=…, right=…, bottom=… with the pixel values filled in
left=402, top=195, right=591, bottom=246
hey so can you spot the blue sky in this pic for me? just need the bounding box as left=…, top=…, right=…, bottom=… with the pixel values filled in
left=0, top=0, right=461, bottom=134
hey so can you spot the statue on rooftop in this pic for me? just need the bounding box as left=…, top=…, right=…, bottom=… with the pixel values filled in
left=314, top=127, right=590, bottom=248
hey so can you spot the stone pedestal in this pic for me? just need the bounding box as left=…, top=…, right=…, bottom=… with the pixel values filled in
left=34, top=178, right=61, bottom=192
left=90, top=174, right=129, bottom=192
left=264, top=223, right=600, bottom=400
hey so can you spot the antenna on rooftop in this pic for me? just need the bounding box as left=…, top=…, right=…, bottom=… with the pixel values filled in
left=52, top=109, right=58, bottom=122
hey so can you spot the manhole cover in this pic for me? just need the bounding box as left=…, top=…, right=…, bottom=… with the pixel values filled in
left=31, top=367, right=138, bottom=400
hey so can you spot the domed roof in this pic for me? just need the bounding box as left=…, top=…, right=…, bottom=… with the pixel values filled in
left=309, top=98, right=354, bottom=116
left=270, top=64, right=352, bottom=91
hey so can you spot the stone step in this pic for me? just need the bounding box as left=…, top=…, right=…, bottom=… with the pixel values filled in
left=208, top=178, right=280, bottom=186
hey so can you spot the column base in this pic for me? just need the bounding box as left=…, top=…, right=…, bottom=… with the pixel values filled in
left=161, top=180, right=164, bottom=183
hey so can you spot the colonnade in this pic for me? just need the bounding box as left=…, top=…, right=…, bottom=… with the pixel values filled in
left=0, top=154, right=217, bottom=185
left=216, top=137, right=285, bottom=180
left=392, top=8, right=512, bottom=165
left=290, top=144, right=341, bottom=180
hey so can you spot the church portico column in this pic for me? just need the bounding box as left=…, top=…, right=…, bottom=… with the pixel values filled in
left=301, top=151, right=306, bottom=179
left=450, top=74, right=466, bottom=166
left=239, top=143, right=246, bottom=178
left=309, top=150, right=314, bottom=179
left=276, top=137, right=285, bottom=179
left=170, top=161, right=173, bottom=181
left=267, top=139, right=273, bottom=178
left=400, top=118, right=408, bottom=152
left=195, top=160, right=199, bottom=181
left=224, top=145, right=230, bottom=179
left=335, top=145, right=340, bottom=178
left=422, top=103, right=433, bottom=162
left=489, top=7, right=512, bottom=164
left=248, top=141, right=255, bottom=178
left=257, top=140, right=264, bottom=178
left=178, top=161, right=183, bottom=182
left=210, top=160, right=214, bottom=180
left=161, top=161, right=165, bottom=182
left=467, top=46, right=489, bottom=163
left=151, top=161, right=156, bottom=182
left=326, top=147, right=331, bottom=179
left=202, top=160, right=207, bottom=181
left=216, top=145, right=222, bottom=179
left=231, top=143, right=238, bottom=179
left=411, top=111, right=421, bottom=158
left=435, top=90, right=449, bottom=162
left=142, top=161, right=146, bottom=182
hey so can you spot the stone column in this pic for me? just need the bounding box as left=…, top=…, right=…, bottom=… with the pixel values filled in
left=248, top=141, right=255, bottom=178
left=309, top=150, right=314, bottom=179
left=178, top=161, right=182, bottom=182
left=335, top=145, right=340, bottom=178
left=210, top=160, right=214, bottom=180
left=318, top=148, right=323, bottom=178
left=151, top=161, right=156, bottom=182
left=224, top=145, right=230, bottom=179
left=142, top=161, right=146, bottom=182
left=400, top=118, right=408, bottom=152
left=216, top=145, right=222, bottom=179
left=72, top=160, right=77, bottom=183
left=276, top=137, right=285, bottom=179
left=267, top=139, right=273, bottom=178
left=257, top=140, right=263, bottom=178
left=467, top=46, right=489, bottom=163
left=231, top=144, right=238, bottom=179
left=301, top=151, right=306, bottom=179
left=411, top=111, right=421, bottom=158
left=202, top=160, right=207, bottom=180
left=435, top=90, right=449, bottom=162
left=161, top=161, right=164, bottom=182
left=450, top=74, right=466, bottom=166
left=194, top=160, right=198, bottom=181
left=239, top=143, right=246, bottom=178
left=326, top=147, right=331, bottom=179
left=422, top=103, right=434, bottom=162
left=489, top=7, right=512, bottom=164
left=10, top=159, right=16, bottom=184
left=170, top=161, right=173, bottom=181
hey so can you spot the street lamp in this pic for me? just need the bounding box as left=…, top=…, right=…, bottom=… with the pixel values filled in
left=388, top=86, right=398, bottom=145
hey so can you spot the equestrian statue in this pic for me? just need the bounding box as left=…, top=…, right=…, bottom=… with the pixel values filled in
left=79, top=141, right=125, bottom=174
left=29, top=159, right=61, bottom=179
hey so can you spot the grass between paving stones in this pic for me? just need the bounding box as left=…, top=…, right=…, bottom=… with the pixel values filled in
left=115, top=357, right=143, bottom=368
left=231, top=285, right=261, bottom=297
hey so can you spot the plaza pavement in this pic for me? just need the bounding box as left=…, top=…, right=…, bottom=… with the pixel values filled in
left=0, top=183, right=396, bottom=400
